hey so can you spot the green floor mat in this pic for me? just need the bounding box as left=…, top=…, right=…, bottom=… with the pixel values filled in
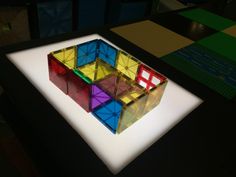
left=179, top=8, right=235, bottom=31
left=161, top=44, right=236, bottom=99
left=198, top=32, right=236, bottom=64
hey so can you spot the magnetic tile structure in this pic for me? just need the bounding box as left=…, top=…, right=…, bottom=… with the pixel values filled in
left=48, top=39, right=168, bottom=134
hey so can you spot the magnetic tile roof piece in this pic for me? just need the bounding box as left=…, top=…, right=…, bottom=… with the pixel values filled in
left=76, top=58, right=115, bottom=82
left=93, top=100, right=123, bottom=133
left=136, top=64, right=166, bottom=90
left=97, top=39, right=117, bottom=67
left=77, top=39, right=98, bottom=67
left=116, top=51, right=139, bottom=80
left=111, top=20, right=193, bottom=57
left=179, top=8, right=236, bottom=31
left=161, top=44, right=236, bottom=99
left=197, top=32, right=236, bottom=64
left=52, top=46, right=76, bottom=69
left=223, top=25, right=236, bottom=37
left=151, top=12, right=218, bottom=41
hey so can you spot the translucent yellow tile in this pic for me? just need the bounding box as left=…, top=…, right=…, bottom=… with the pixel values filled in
left=78, top=62, right=96, bottom=81
left=143, top=80, right=167, bottom=114
left=52, top=46, right=76, bottom=69
left=120, top=97, right=132, bottom=104
left=78, top=59, right=115, bottom=82
left=96, top=61, right=115, bottom=80
left=116, top=51, right=139, bottom=80
left=117, top=93, right=148, bottom=133
left=117, top=84, right=147, bottom=133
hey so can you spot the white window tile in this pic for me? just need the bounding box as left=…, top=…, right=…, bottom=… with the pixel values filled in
left=141, top=70, right=150, bottom=80
left=151, top=76, right=161, bottom=85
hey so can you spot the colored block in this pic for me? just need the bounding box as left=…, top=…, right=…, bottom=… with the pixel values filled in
left=77, top=39, right=98, bottom=67
left=91, top=84, right=111, bottom=110
left=223, top=25, right=236, bottom=37
left=197, top=32, right=236, bottom=64
left=48, top=54, right=69, bottom=94
left=77, top=58, right=115, bottom=82
left=161, top=44, right=236, bottom=99
left=98, top=40, right=118, bottom=67
left=52, top=46, right=76, bottom=69
left=116, top=51, right=139, bottom=80
left=67, top=70, right=91, bottom=112
left=136, top=64, right=166, bottom=90
left=93, top=100, right=123, bottom=133
left=179, top=8, right=235, bottom=31
left=111, top=20, right=193, bottom=57
left=96, top=72, right=132, bottom=98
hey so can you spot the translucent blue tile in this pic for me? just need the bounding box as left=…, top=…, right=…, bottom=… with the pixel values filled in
left=98, top=40, right=117, bottom=67
left=93, top=100, right=122, bottom=133
left=77, top=39, right=98, bottom=67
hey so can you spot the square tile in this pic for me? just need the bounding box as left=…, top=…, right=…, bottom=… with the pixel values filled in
left=91, top=84, right=111, bottom=110
left=67, top=70, right=91, bottom=112
left=136, top=64, right=166, bottom=90
left=77, top=39, right=98, bottom=67
left=77, top=59, right=115, bottom=82
left=98, top=40, right=118, bottom=67
left=48, top=54, right=69, bottom=94
left=52, top=46, right=76, bottom=69
left=116, top=51, right=139, bottom=80
left=93, top=100, right=123, bottom=133
left=96, top=73, right=132, bottom=98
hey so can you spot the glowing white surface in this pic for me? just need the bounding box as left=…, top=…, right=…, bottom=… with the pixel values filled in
left=6, top=34, right=203, bottom=174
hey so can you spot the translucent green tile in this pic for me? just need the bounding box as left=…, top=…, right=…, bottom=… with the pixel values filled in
left=73, top=69, right=92, bottom=84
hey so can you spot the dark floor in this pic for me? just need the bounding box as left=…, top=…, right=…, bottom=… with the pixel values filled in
left=0, top=88, right=42, bottom=177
